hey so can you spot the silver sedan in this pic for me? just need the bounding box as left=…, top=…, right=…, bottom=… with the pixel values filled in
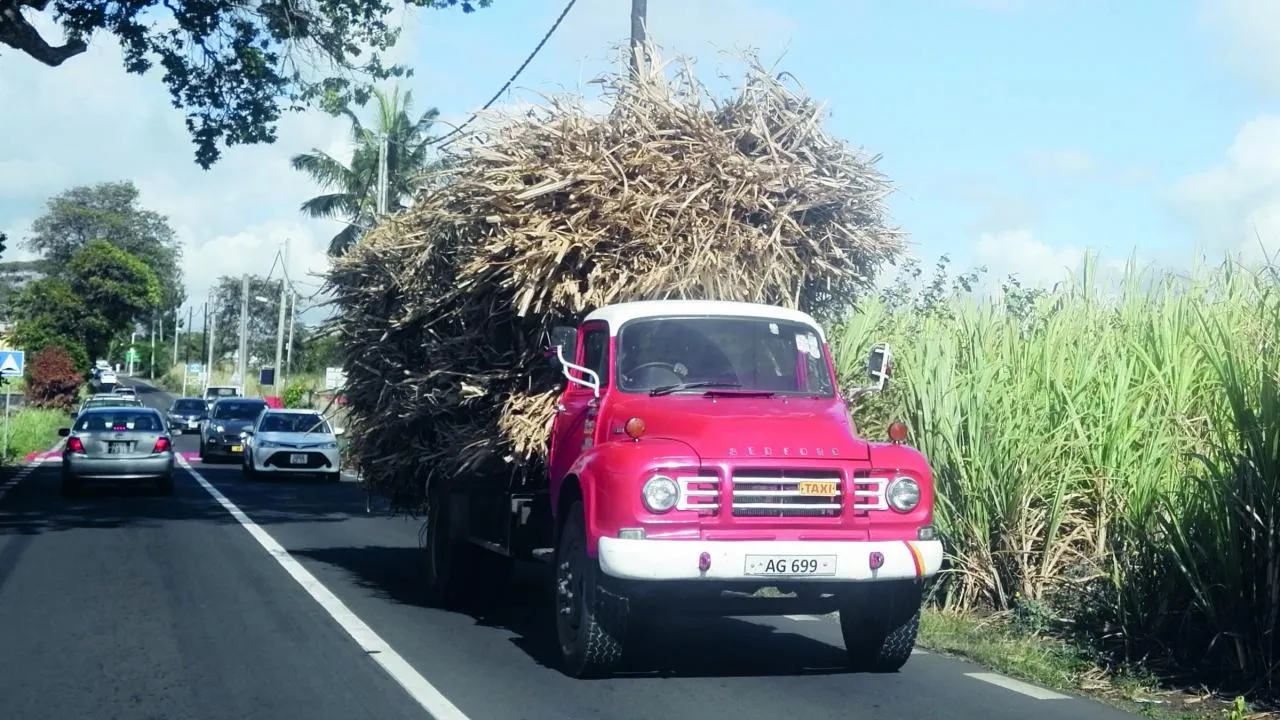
left=59, top=406, right=176, bottom=495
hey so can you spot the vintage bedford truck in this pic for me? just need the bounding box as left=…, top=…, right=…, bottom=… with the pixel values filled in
left=421, top=299, right=943, bottom=678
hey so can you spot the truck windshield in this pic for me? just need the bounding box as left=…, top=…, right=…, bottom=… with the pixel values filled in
left=616, top=316, right=835, bottom=396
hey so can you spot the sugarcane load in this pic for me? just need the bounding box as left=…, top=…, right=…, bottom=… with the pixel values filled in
left=325, top=49, right=940, bottom=678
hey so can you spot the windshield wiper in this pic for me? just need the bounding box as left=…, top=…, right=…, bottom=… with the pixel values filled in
left=650, top=381, right=742, bottom=396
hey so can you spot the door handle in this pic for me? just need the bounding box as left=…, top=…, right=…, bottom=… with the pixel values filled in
left=556, top=404, right=567, bottom=414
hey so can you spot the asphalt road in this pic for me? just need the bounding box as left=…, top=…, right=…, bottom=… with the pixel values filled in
left=0, top=378, right=1146, bottom=720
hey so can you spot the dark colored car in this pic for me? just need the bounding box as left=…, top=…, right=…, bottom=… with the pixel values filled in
left=58, top=406, right=175, bottom=495
left=167, top=397, right=209, bottom=435
left=199, top=397, right=268, bottom=463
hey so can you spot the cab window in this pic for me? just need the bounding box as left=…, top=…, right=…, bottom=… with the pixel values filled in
left=577, top=328, right=610, bottom=388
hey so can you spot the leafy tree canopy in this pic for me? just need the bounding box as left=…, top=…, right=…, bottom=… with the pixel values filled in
left=25, top=180, right=185, bottom=309
left=9, top=277, right=93, bottom=369
left=0, top=0, right=492, bottom=167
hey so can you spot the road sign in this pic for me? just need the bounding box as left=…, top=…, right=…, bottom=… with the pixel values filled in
left=125, top=348, right=139, bottom=362
left=259, top=367, right=275, bottom=386
left=324, top=366, right=346, bottom=390
left=0, top=349, right=24, bottom=377
left=186, top=362, right=204, bottom=375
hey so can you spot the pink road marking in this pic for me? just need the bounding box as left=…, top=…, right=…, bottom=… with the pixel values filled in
left=179, top=451, right=202, bottom=462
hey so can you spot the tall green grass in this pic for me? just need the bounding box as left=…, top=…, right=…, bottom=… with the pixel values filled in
left=2, top=408, right=69, bottom=462
left=836, top=254, right=1280, bottom=687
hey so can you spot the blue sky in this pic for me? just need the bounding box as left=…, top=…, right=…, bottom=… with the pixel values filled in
left=2, top=0, right=1279, bottom=318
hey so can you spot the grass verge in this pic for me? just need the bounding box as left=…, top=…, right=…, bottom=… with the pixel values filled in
left=2, top=408, right=68, bottom=463
left=917, top=609, right=1262, bottom=720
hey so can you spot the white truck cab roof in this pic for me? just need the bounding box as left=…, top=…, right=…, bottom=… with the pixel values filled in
left=582, top=300, right=826, bottom=342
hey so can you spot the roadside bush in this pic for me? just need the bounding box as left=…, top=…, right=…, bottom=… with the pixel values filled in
left=24, top=345, right=83, bottom=411
left=282, top=380, right=312, bottom=408
left=3, top=408, right=70, bottom=462
left=835, top=253, right=1280, bottom=690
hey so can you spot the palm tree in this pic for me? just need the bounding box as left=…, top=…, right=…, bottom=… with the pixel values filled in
left=291, top=86, right=442, bottom=256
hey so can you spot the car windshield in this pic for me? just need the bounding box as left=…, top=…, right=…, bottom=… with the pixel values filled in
left=258, top=413, right=329, bottom=434
left=75, top=410, right=162, bottom=432
left=206, top=387, right=238, bottom=398
left=213, top=402, right=266, bottom=420
left=172, top=400, right=205, bottom=413
left=616, top=316, right=835, bottom=396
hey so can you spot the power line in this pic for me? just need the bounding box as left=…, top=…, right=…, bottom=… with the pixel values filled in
left=430, top=0, right=578, bottom=149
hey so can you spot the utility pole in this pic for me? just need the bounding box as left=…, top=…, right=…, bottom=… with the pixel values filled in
left=273, top=243, right=288, bottom=389
left=172, top=307, right=180, bottom=366
left=237, top=273, right=249, bottom=393
left=376, top=135, right=389, bottom=216
left=630, top=0, right=647, bottom=79
left=150, top=315, right=157, bottom=380
left=206, top=311, right=216, bottom=390
left=285, top=290, right=297, bottom=382
left=183, top=305, right=193, bottom=396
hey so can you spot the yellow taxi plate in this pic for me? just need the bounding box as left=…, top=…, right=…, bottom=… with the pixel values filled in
left=231, top=445, right=242, bottom=453
left=798, top=480, right=838, bottom=496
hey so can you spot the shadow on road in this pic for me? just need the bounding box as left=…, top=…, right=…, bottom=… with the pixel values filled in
left=0, top=466, right=354, bottom=535
left=290, top=544, right=855, bottom=679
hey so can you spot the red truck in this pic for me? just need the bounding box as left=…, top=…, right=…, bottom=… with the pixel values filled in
left=422, top=299, right=943, bottom=678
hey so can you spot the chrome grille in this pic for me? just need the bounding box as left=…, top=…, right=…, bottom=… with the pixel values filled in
left=731, top=468, right=843, bottom=517
left=851, top=474, right=889, bottom=512
left=677, top=475, right=720, bottom=514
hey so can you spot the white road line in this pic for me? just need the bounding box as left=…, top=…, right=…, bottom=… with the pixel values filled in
left=784, top=614, right=818, bottom=621
left=179, top=458, right=471, bottom=720
left=965, top=672, right=1071, bottom=700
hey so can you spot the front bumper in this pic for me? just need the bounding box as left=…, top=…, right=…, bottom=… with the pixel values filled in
left=64, top=454, right=174, bottom=479
left=596, top=537, right=944, bottom=583
left=250, top=446, right=340, bottom=474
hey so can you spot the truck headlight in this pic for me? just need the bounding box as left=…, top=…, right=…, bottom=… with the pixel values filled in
left=886, top=476, right=921, bottom=512
left=642, top=475, right=679, bottom=513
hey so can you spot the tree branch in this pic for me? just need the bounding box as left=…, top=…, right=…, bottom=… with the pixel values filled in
left=0, top=0, right=88, bottom=66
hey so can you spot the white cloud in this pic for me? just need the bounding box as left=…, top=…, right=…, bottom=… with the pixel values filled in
left=1173, top=114, right=1280, bottom=262
left=1197, top=0, right=1280, bottom=96
left=973, top=229, right=1087, bottom=291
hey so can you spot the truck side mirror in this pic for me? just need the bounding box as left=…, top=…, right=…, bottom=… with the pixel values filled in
left=867, top=343, right=893, bottom=391
left=547, top=325, right=578, bottom=366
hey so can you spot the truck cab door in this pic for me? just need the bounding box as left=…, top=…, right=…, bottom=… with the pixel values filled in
left=548, top=322, right=610, bottom=495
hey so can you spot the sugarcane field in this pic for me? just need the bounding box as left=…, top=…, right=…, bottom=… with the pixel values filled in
left=1, top=3, right=1278, bottom=719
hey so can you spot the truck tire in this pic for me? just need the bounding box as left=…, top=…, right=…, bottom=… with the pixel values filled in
left=554, top=500, right=628, bottom=678
left=839, top=582, right=922, bottom=672
left=423, top=489, right=472, bottom=608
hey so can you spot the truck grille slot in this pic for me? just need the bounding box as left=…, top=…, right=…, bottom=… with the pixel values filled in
left=677, top=474, right=720, bottom=515
left=731, top=468, right=842, bottom=518
left=851, top=471, right=890, bottom=513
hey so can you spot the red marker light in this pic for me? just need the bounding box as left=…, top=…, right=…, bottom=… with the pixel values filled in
left=153, top=437, right=171, bottom=453
left=869, top=551, right=885, bottom=570
left=624, top=417, right=646, bottom=439
left=698, top=552, right=711, bottom=572
left=67, top=437, right=86, bottom=454
left=887, top=421, right=909, bottom=443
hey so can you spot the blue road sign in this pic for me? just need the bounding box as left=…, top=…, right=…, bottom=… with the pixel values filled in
left=0, top=350, right=24, bottom=377
left=186, top=362, right=204, bottom=374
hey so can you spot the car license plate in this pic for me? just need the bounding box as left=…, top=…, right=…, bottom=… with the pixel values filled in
left=230, top=444, right=242, bottom=453
left=744, top=555, right=836, bottom=577
left=290, top=453, right=307, bottom=465
left=798, top=480, right=838, bottom=496
left=187, top=420, right=198, bottom=428
left=108, top=442, right=127, bottom=454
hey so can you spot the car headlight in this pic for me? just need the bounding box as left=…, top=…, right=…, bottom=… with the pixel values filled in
left=215, top=424, right=225, bottom=432
left=642, top=475, right=680, bottom=513
left=886, top=476, right=921, bottom=513
left=320, top=442, right=338, bottom=449
left=258, top=440, right=279, bottom=449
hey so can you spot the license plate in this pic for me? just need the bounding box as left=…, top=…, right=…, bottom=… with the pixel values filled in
left=108, top=443, right=127, bottom=454
left=744, top=555, right=837, bottom=577
left=290, top=453, right=307, bottom=465
left=798, top=480, right=838, bottom=496
left=230, top=445, right=242, bottom=453
left=187, top=420, right=198, bottom=428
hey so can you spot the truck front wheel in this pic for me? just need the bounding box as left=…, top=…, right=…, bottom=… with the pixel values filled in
left=554, top=500, right=628, bottom=678
left=839, top=581, right=922, bottom=672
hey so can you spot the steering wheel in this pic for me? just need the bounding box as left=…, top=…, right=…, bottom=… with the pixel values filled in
left=625, top=361, right=684, bottom=386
